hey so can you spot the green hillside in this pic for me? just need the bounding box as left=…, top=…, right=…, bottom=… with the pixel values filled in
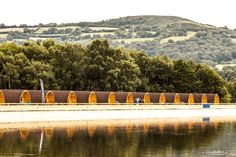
left=0, top=15, right=236, bottom=67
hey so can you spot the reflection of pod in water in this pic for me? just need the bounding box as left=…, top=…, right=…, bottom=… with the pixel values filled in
left=107, top=125, right=115, bottom=135
left=201, top=122, right=207, bottom=129
left=0, top=129, right=4, bottom=139
left=143, top=124, right=149, bottom=134
left=87, top=125, right=96, bottom=137
left=125, top=124, right=133, bottom=134
left=19, top=128, right=30, bottom=140
left=187, top=122, right=194, bottom=130
left=67, top=127, right=76, bottom=139
left=158, top=123, right=165, bottom=133
left=45, top=128, right=54, bottom=139
left=213, top=122, right=219, bottom=129
left=173, top=123, right=179, bottom=132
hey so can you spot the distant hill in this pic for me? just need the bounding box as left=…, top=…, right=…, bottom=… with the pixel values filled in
left=91, top=15, right=217, bottom=30
left=0, top=15, right=236, bottom=67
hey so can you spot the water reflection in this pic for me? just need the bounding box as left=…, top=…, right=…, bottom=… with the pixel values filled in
left=0, top=119, right=236, bottom=157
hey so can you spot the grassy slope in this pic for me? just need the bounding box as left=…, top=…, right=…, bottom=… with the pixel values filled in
left=232, top=38, right=236, bottom=43
left=160, top=31, right=196, bottom=44
left=115, top=37, right=155, bottom=43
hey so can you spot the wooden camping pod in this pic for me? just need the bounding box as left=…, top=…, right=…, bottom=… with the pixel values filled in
left=180, top=93, right=194, bottom=104
left=28, top=90, right=42, bottom=103
left=115, top=92, right=134, bottom=104
left=28, top=90, right=55, bottom=104
left=52, top=91, right=77, bottom=104
left=165, top=93, right=181, bottom=104
left=133, top=92, right=151, bottom=103
left=193, top=93, right=207, bottom=104
left=1, top=90, right=31, bottom=103
left=76, top=91, right=97, bottom=104
left=206, top=94, right=220, bottom=104
left=95, top=91, right=116, bottom=104
left=149, top=93, right=166, bottom=104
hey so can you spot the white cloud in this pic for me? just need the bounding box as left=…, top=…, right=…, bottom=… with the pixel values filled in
left=0, top=0, right=235, bottom=28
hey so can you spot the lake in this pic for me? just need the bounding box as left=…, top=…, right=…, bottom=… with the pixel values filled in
left=0, top=118, right=236, bottom=157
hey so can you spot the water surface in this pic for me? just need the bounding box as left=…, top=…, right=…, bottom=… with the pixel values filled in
left=0, top=119, right=236, bottom=157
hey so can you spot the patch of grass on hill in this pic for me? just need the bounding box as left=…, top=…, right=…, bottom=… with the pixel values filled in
left=160, top=31, right=196, bottom=44
left=35, top=26, right=78, bottom=34
left=0, top=34, right=8, bottom=38
left=0, top=28, right=24, bottom=33
left=88, top=27, right=118, bottom=31
left=80, top=32, right=114, bottom=37
left=115, top=37, right=155, bottom=43
left=231, top=38, right=236, bottom=43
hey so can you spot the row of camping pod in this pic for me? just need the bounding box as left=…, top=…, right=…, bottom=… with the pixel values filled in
left=0, top=90, right=220, bottom=104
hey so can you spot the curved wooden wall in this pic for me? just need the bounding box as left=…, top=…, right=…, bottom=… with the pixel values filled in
left=180, top=93, right=194, bottom=104
left=165, top=93, right=181, bottom=104
left=76, top=91, right=97, bottom=104
left=96, top=92, right=116, bottom=104
left=149, top=93, right=166, bottom=104
left=207, top=94, right=220, bottom=104
left=115, top=92, right=134, bottom=104
left=133, top=92, right=151, bottom=103
left=194, top=93, right=207, bottom=104
left=52, top=91, right=77, bottom=104
left=2, top=90, right=31, bottom=103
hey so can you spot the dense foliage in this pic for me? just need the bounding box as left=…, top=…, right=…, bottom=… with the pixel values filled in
left=1, top=16, right=236, bottom=66
left=0, top=39, right=231, bottom=102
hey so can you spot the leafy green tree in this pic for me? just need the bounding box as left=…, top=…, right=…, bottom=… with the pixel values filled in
left=49, top=43, right=85, bottom=90
left=228, top=79, right=236, bottom=103
left=195, top=64, right=230, bottom=102
left=148, top=56, right=175, bottom=92
left=172, top=60, right=199, bottom=92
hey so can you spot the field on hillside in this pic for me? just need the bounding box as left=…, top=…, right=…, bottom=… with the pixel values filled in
left=35, top=26, right=79, bottom=33
left=115, top=37, right=155, bottom=43
left=81, top=32, right=115, bottom=37
left=88, top=27, right=118, bottom=31
left=160, top=31, right=196, bottom=44
left=0, top=28, right=25, bottom=33
left=0, top=34, right=8, bottom=38
left=232, top=38, right=236, bottom=43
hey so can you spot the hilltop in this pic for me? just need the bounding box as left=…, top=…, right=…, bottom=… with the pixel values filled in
left=88, top=15, right=217, bottom=30
left=0, top=15, right=236, bottom=67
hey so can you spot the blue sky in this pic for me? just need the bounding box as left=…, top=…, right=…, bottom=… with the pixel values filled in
left=0, top=0, right=235, bottom=28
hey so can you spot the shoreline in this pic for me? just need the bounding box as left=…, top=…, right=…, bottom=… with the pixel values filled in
left=0, top=105, right=236, bottom=123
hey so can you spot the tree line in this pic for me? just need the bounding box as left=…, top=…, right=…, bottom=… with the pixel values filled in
left=0, top=39, right=232, bottom=102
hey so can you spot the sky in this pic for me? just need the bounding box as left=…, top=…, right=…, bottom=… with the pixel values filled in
left=0, top=0, right=235, bottom=28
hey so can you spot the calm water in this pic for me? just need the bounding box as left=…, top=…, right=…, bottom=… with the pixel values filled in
left=0, top=119, right=236, bottom=157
